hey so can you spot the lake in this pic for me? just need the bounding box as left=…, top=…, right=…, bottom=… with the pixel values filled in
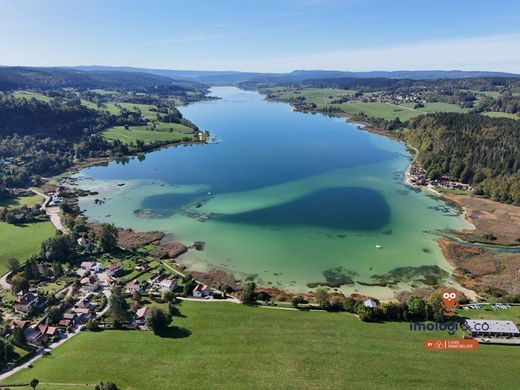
left=73, top=87, right=469, bottom=298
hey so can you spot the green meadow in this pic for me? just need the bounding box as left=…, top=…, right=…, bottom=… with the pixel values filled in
left=4, top=301, right=520, bottom=389
left=101, top=124, right=195, bottom=144
left=0, top=221, right=55, bottom=274
left=264, top=87, right=470, bottom=121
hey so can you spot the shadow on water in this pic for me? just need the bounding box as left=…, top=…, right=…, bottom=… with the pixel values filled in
left=216, top=187, right=391, bottom=231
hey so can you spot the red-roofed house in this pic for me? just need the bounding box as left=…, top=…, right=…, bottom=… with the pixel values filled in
left=192, top=284, right=211, bottom=298
left=106, top=262, right=123, bottom=276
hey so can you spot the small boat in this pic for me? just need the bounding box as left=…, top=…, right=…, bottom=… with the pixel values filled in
left=375, top=244, right=383, bottom=249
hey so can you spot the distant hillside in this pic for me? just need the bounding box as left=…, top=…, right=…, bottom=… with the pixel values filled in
left=72, top=66, right=520, bottom=85
left=0, top=67, right=205, bottom=92
left=73, top=66, right=264, bottom=85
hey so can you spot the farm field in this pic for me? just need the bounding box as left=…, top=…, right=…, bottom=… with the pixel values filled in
left=101, top=124, right=195, bottom=144
left=264, top=87, right=470, bottom=121
left=0, top=221, right=55, bottom=274
left=3, top=301, right=520, bottom=389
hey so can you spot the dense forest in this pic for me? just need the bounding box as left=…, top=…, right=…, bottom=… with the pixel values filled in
left=407, top=113, right=520, bottom=204
left=0, top=67, right=206, bottom=93
left=0, top=96, right=102, bottom=137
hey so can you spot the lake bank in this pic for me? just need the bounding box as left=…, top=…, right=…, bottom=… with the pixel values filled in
left=69, top=87, right=473, bottom=300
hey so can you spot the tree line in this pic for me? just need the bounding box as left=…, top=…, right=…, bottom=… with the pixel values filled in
left=408, top=112, right=520, bottom=204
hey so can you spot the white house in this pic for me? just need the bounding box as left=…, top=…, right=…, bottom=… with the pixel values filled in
left=77, top=237, right=90, bottom=249
left=80, top=261, right=102, bottom=273
left=106, top=262, right=123, bottom=276
left=363, top=299, right=378, bottom=309
left=192, top=284, right=211, bottom=298
left=159, top=278, right=176, bottom=292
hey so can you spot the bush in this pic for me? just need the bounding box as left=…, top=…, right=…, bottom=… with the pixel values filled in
left=86, top=319, right=100, bottom=332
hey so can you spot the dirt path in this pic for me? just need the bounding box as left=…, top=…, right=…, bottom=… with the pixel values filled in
left=31, top=188, right=65, bottom=232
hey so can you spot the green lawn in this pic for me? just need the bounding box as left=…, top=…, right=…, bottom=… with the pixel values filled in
left=0, top=193, right=43, bottom=208
left=482, top=111, right=520, bottom=120
left=457, top=305, right=520, bottom=321
left=101, top=124, right=195, bottom=144
left=0, top=221, right=55, bottom=274
left=11, top=90, right=52, bottom=103
left=264, top=87, right=469, bottom=121
left=3, top=301, right=520, bottom=389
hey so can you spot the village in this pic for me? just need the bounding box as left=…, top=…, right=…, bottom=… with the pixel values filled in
left=406, top=161, right=473, bottom=192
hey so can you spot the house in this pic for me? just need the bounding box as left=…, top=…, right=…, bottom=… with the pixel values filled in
left=134, top=306, right=150, bottom=326
left=463, top=320, right=520, bottom=338
left=73, top=307, right=91, bottom=322
left=76, top=268, right=90, bottom=278
left=98, top=272, right=116, bottom=288
left=363, top=299, right=378, bottom=309
left=26, top=324, right=59, bottom=346
left=62, top=312, right=75, bottom=321
left=126, top=280, right=143, bottom=294
left=192, top=284, right=211, bottom=298
left=134, top=263, right=150, bottom=272
left=106, top=262, right=123, bottom=276
left=58, top=319, right=72, bottom=328
left=15, top=292, right=39, bottom=313
left=80, top=261, right=102, bottom=273
left=9, top=319, right=31, bottom=334
left=159, top=278, right=176, bottom=292
left=77, top=237, right=90, bottom=249
left=80, top=275, right=99, bottom=292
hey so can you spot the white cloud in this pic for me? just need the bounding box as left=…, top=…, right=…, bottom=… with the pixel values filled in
left=201, top=33, right=520, bottom=73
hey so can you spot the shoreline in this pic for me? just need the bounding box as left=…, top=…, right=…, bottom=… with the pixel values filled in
left=59, top=90, right=514, bottom=301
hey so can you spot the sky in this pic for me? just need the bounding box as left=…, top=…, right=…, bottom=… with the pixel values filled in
left=1, top=0, right=520, bottom=72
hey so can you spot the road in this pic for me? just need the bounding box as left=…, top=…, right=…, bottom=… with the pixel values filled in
left=31, top=188, right=65, bottom=232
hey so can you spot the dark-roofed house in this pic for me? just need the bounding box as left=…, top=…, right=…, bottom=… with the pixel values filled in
left=15, top=292, right=39, bottom=313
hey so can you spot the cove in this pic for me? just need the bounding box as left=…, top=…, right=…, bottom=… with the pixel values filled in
left=72, top=87, right=470, bottom=299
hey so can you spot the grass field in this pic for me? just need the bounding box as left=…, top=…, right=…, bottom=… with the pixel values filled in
left=11, top=91, right=52, bottom=103
left=0, top=221, right=55, bottom=274
left=457, top=305, right=520, bottom=321
left=482, top=111, right=520, bottom=120
left=101, top=124, right=195, bottom=144
left=3, top=301, right=520, bottom=389
left=0, top=193, right=43, bottom=208
left=265, top=87, right=469, bottom=121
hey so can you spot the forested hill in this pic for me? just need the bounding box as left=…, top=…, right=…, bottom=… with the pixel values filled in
left=0, top=96, right=102, bottom=138
left=0, top=67, right=205, bottom=92
left=408, top=113, right=520, bottom=204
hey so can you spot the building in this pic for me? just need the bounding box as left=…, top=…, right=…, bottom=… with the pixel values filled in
left=80, top=275, right=99, bottom=292
left=159, top=278, right=176, bottom=292
left=192, top=284, right=211, bottom=298
left=80, top=261, right=102, bottom=273
left=106, top=262, right=123, bottom=276
left=134, top=306, right=150, bottom=326
left=77, top=237, right=90, bottom=249
left=363, top=299, right=378, bottom=309
left=463, top=320, right=520, bottom=337
left=15, top=292, right=39, bottom=313
left=126, top=280, right=143, bottom=294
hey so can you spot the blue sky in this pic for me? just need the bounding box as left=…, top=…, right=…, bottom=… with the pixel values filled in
left=1, top=0, right=520, bottom=72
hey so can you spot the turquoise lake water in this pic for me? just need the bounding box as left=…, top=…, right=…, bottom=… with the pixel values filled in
left=73, top=87, right=469, bottom=298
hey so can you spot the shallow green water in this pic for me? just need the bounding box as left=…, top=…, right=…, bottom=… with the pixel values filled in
left=73, top=87, right=469, bottom=298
